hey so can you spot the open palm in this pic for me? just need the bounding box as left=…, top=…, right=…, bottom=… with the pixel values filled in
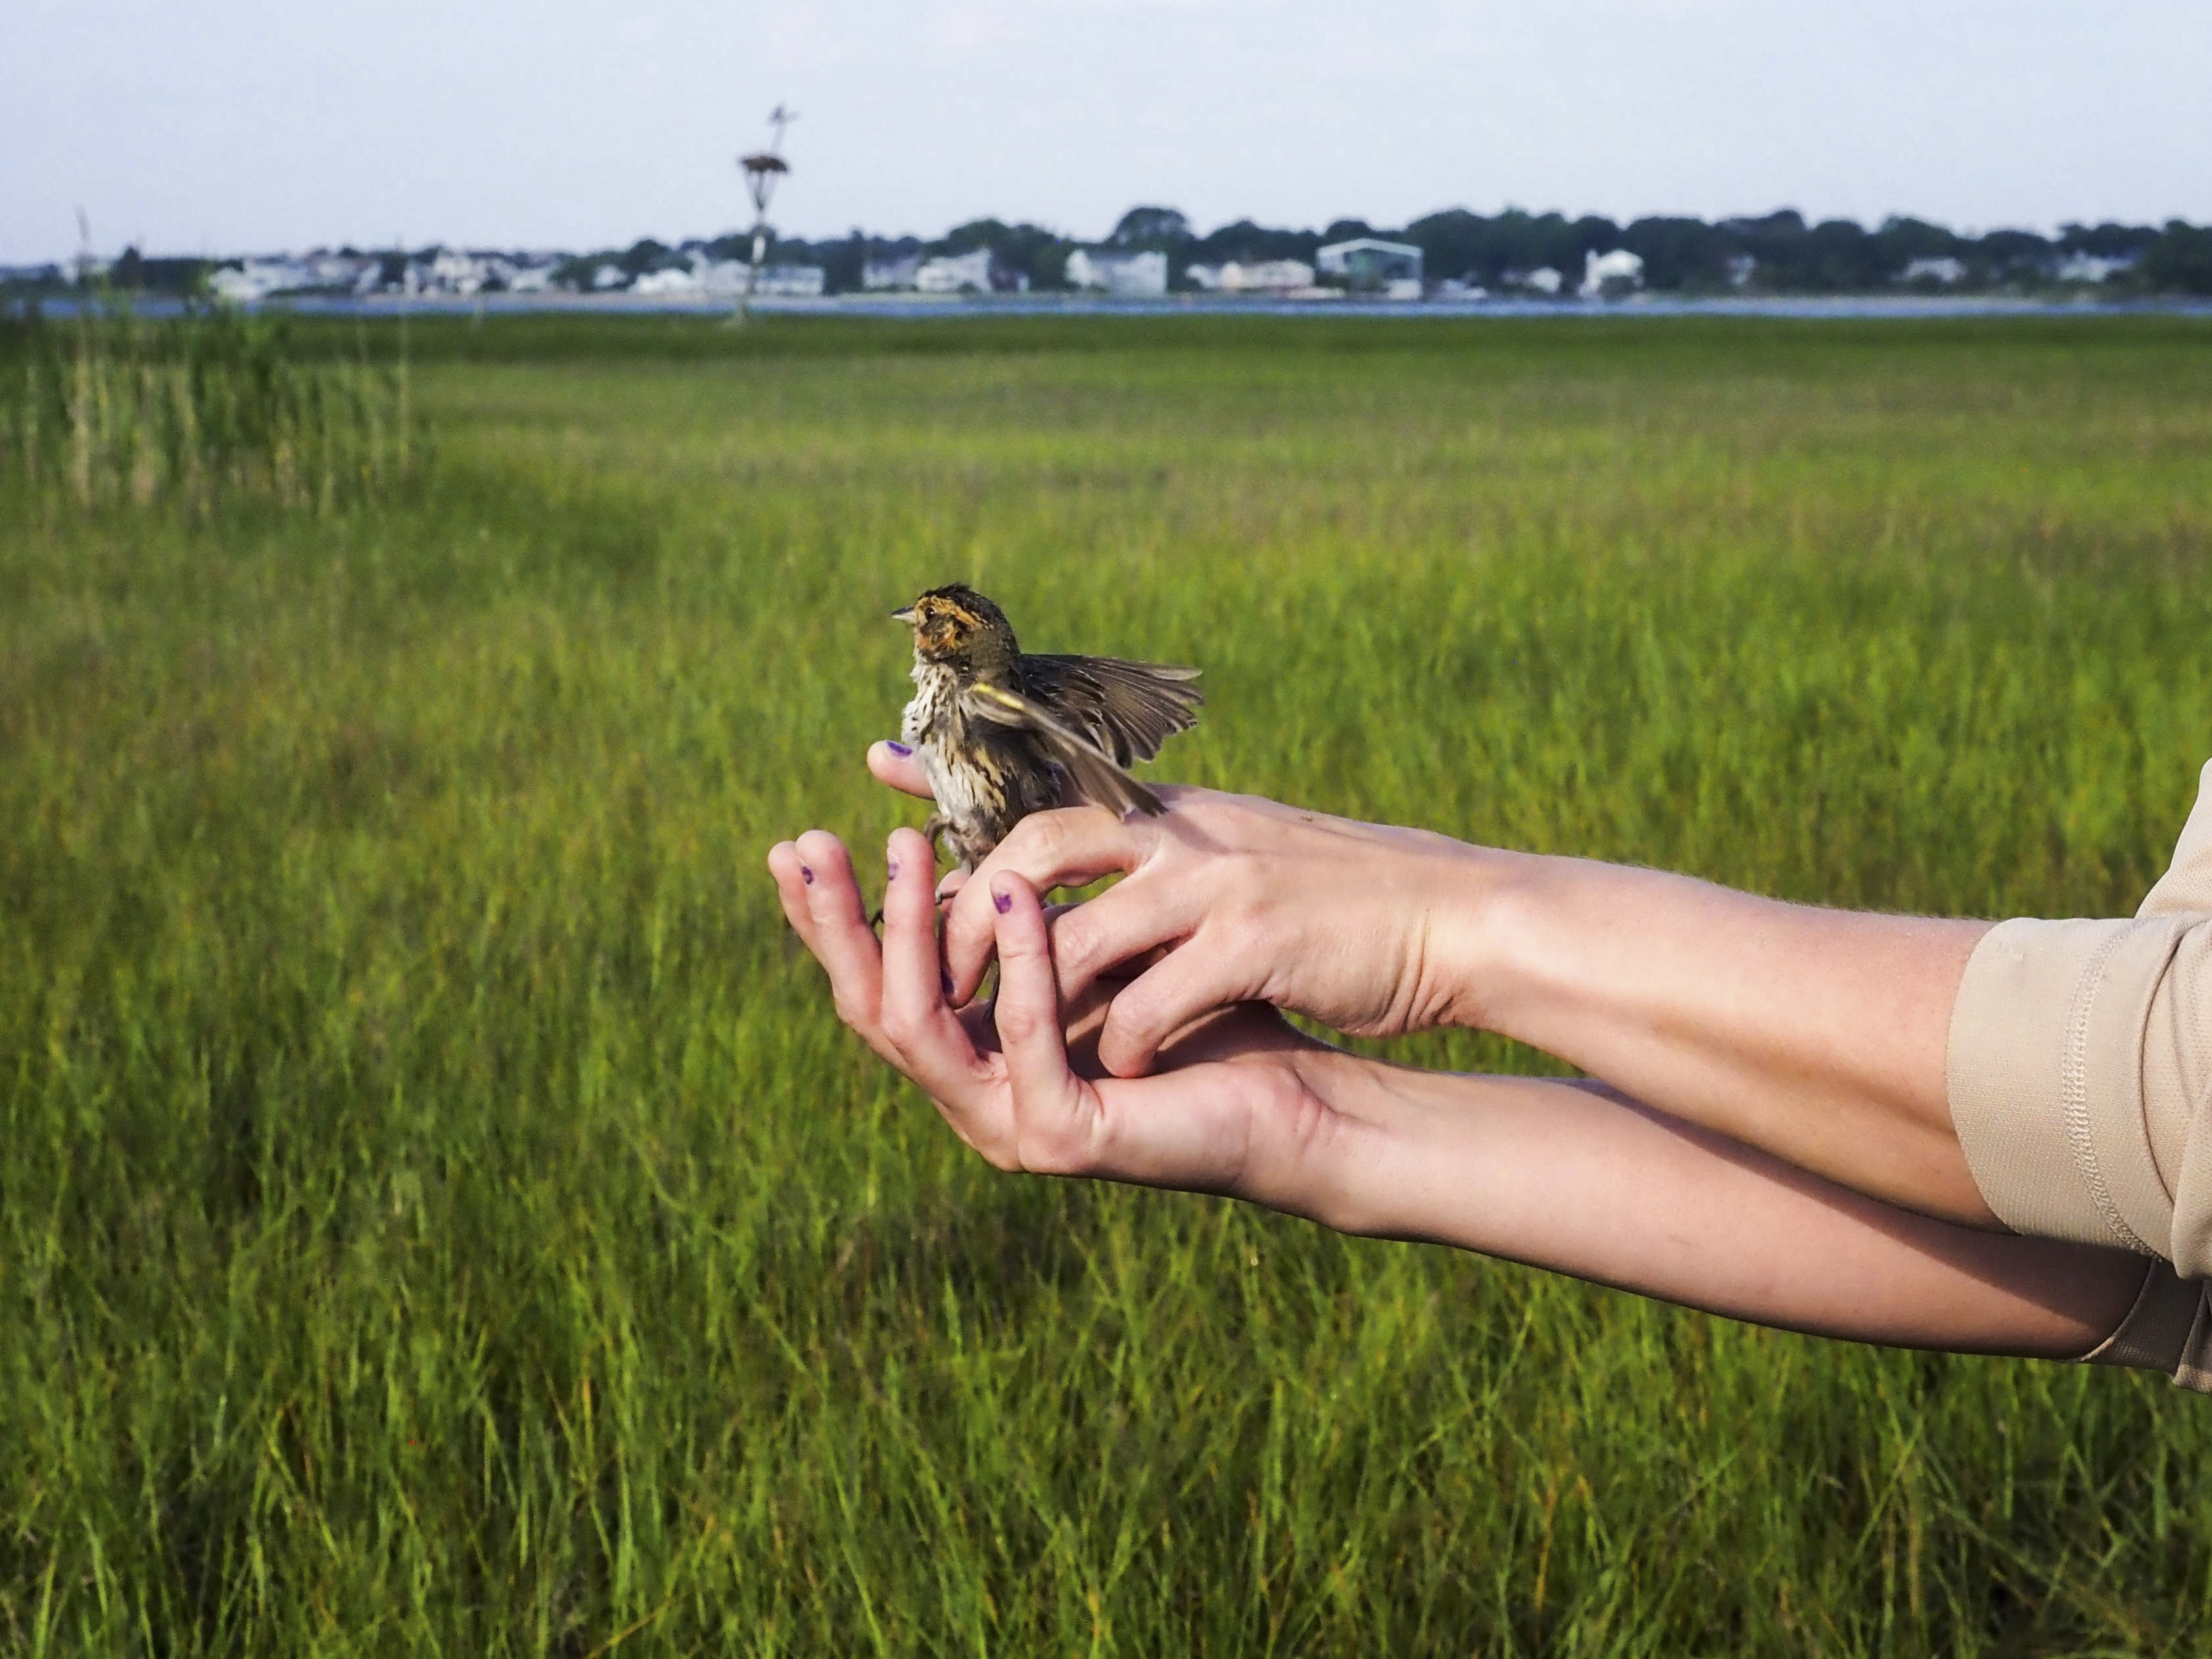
left=767, top=824, right=1355, bottom=1210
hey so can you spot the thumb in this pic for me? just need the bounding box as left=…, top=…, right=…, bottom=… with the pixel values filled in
left=869, top=740, right=935, bottom=801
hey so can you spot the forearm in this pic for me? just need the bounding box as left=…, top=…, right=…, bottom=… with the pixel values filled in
left=919, top=785, right=2000, bottom=1225
left=1298, top=1050, right=2144, bottom=1358
left=1439, top=851, right=1996, bottom=1225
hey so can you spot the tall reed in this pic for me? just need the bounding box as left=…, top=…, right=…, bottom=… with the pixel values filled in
left=0, top=300, right=421, bottom=516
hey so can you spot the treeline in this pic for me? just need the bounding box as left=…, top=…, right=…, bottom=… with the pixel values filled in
left=637, top=204, right=2212, bottom=294
left=20, top=206, right=2212, bottom=299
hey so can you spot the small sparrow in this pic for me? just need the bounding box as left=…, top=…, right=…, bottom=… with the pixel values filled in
left=893, top=583, right=1201, bottom=872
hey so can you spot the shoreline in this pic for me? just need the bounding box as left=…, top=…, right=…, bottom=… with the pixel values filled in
left=10, top=290, right=2211, bottom=322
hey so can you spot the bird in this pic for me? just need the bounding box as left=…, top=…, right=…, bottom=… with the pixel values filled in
left=892, top=583, right=1201, bottom=874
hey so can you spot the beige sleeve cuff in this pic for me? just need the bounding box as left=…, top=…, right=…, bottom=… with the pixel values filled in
left=1946, top=758, right=2212, bottom=1390
left=2084, top=1262, right=2212, bottom=1390
left=1947, top=913, right=2192, bottom=1257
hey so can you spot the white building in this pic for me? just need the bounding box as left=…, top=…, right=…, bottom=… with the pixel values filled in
left=1315, top=238, right=1423, bottom=292
left=863, top=254, right=922, bottom=291
left=590, top=264, right=628, bottom=291
left=1900, top=256, right=1967, bottom=287
left=756, top=265, right=826, bottom=298
left=2056, top=251, right=2132, bottom=284
left=1217, top=258, right=1314, bottom=294
left=1065, top=248, right=1167, bottom=296
left=1518, top=266, right=1565, bottom=296
left=632, top=268, right=702, bottom=297
left=433, top=249, right=488, bottom=295
left=915, top=248, right=995, bottom=293
left=1580, top=248, right=1645, bottom=298
left=208, top=266, right=272, bottom=304
left=694, top=259, right=751, bottom=298
left=209, top=257, right=327, bottom=302
left=400, top=249, right=491, bottom=296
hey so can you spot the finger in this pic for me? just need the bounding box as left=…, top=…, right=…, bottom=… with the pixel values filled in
left=943, top=807, right=1150, bottom=1000
left=876, top=828, right=993, bottom=1100
left=792, top=830, right=888, bottom=1042
left=988, top=874, right=1094, bottom=1167
left=766, top=840, right=819, bottom=943
left=1094, top=942, right=1245, bottom=1080
left=868, top=740, right=935, bottom=800
left=1043, top=877, right=1198, bottom=1008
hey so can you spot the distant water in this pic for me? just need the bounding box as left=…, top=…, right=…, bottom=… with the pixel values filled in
left=14, top=292, right=2212, bottom=322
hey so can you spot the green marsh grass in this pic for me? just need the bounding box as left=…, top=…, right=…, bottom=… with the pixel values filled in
left=1, top=314, right=2209, bottom=1653
left=0, top=302, right=419, bottom=517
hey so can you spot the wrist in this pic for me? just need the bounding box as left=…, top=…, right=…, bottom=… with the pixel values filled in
left=1416, top=840, right=1539, bottom=1033
left=1273, top=1045, right=1427, bottom=1236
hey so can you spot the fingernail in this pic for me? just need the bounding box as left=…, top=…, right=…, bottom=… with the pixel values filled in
left=992, top=884, right=1013, bottom=914
left=800, top=866, right=814, bottom=885
left=885, top=740, right=912, bottom=756
left=887, top=859, right=900, bottom=879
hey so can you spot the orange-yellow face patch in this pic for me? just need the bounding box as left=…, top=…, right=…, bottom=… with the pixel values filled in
left=916, top=596, right=980, bottom=651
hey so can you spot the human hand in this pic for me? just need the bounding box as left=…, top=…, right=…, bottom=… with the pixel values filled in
left=766, top=821, right=1368, bottom=1213
left=866, top=741, right=1497, bottom=1079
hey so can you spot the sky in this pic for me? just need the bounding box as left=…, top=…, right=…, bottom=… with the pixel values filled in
left=6, top=0, right=2211, bottom=264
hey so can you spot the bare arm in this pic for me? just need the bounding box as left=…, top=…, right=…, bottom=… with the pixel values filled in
left=1316, top=1058, right=2133, bottom=1356
left=1461, top=855, right=1996, bottom=1226
left=899, top=755, right=1998, bottom=1227
left=768, top=822, right=2144, bottom=1361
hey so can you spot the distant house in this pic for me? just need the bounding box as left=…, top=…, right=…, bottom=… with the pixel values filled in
left=863, top=254, right=922, bottom=291
left=1217, top=258, right=1315, bottom=294
left=695, top=260, right=750, bottom=298
left=2056, top=251, right=2132, bottom=284
left=208, top=266, right=268, bottom=304
left=590, top=264, right=629, bottom=291
left=1726, top=254, right=1756, bottom=289
left=1065, top=248, right=1167, bottom=296
left=756, top=265, right=827, bottom=298
left=495, top=256, right=560, bottom=293
left=427, top=249, right=488, bottom=296
left=1580, top=248, right=1644, bottom=299
left=915, top=249, right=995, bottom=293
left=1900, top=256, right=1966, bottom=287
left=305, top=252, right=376, bottom=290
left=210, top=257, right=323, bottom=302
left=1316, top=237, right=1423, bottom=295
left=1517, top=266, right=1565, bottom=296
left=632, top=268, right=702, bottom=297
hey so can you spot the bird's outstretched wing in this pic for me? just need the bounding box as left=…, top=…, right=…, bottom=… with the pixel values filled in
left=1018, top=654, right=1202, bottom=766
left=962, top=682, right=1167, bottom=818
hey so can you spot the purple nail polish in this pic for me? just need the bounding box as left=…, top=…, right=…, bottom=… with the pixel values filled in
left=800, top=866, right=814, bottom=885
left=993, top=888, right=1012, bottom=914
left=885, top=739, right=912, bottom=757
left=887, top=858, right=901, bottom=879
left=941, top=971, right=954, bottom=998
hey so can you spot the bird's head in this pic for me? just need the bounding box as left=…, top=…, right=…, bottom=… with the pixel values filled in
left=892, top=584, right=1018, bottom=672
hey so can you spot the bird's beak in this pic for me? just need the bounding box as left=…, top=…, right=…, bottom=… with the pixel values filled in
left=890, top=605, right=915, bottom=623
